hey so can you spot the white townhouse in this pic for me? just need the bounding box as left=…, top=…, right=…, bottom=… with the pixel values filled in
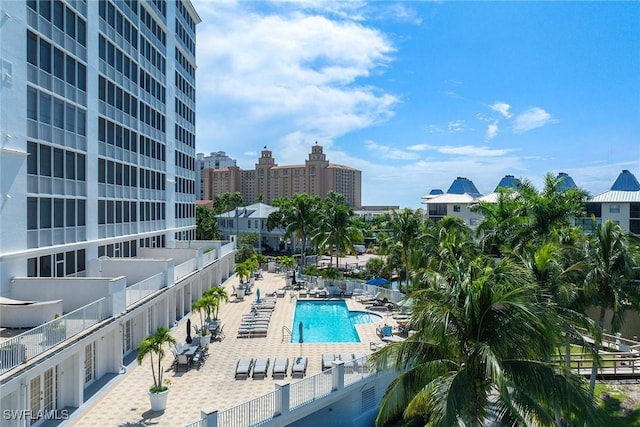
left=582, top=169, right=640, bottom=234
left=215, top=203, right=286, bottom=253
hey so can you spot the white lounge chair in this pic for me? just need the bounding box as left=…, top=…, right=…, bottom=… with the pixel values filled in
left=322, top=353, right=336, bottom=371
left=235, top=357, right=254, bottom=380
left=339, top=353, right=355, bottom=372
left=252, top=357, right=270, bottom=380
left=272, top=357, right=289, bottom=379
left=291, top=356, right=308, bottom=379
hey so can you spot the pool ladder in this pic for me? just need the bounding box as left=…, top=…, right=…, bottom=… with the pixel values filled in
left=282, top=326, right=292, bottom=343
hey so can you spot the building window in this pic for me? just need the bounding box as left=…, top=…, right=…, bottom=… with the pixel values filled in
left=609, top=204, right=620, bottom=214
left=453, top=205, right=461, bottom=213
left=470, top=218, right=478, bottom=226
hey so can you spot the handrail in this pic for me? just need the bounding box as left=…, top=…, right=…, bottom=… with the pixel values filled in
left=0, top=298, right=110, bottom=374
left=282, top=325, right=292, bottom=343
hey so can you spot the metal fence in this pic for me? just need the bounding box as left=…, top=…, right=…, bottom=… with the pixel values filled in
left=217, top=389, right=280, bottom=427
left=289, top=369, right=334, bottom=410
left=0, top=298, right=110, bottom=374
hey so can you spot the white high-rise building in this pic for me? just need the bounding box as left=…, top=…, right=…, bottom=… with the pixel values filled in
left=0, top=0, right=199, bottom=294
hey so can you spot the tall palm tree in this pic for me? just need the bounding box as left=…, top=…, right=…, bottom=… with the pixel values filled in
left=380, top=209, right=422, bottom=292
left=585, top=219, right=640, bottom=392
left=268, top=194, right=320, bottom=264
left=312, top=192, right=363, bottom=269
left=372, top=241, right=599, bottom=426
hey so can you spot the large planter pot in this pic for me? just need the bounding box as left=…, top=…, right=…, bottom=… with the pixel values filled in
left=148, top=389, right=169, bottom=411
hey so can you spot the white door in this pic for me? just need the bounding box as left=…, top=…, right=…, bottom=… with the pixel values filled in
left=84, top=343, right=95, bottom=385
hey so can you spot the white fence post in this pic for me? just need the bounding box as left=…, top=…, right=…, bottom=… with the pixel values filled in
left=275, top=382, right=290, bottom=416
left=201, top=409, right=218, bottom=427
left=332, top=361, right=345, bottom=391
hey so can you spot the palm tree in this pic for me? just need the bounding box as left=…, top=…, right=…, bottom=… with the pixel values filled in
left=585, top=219, right=640, bottom=393
left=313, top=192, right=363, bottom=269
left=136, top=327, right=176, bottom=394
left=379, top=209, right=422, bottom=292
left=195, top=205, right=219, bottom=240
left=372, top=242, right=599, bottom=426
left=204, top=286, right=229, bottom=320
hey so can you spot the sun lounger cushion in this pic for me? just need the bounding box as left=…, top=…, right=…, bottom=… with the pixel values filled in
left=253, top=357, right=270, bottom=379
left=322, top=353, right=336, bottom=371
left=291, top=356, right=308, bottom=378
left=272, top=357, right=289, bottom=379
left=339, top=353, right=355, bottom=371
left=235, top=357, right=254, bottom=379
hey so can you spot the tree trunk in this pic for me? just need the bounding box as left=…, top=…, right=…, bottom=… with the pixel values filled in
left=589, top=307, right=606, bottom=395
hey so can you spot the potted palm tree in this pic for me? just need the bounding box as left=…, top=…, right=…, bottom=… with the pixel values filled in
left=135, top=327, right=176, bottom=411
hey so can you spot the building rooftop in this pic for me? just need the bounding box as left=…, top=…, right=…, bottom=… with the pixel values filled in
left=494, top=175, right=520, bottom=192
left=446, top=177, right=481, bottom=196
left=611, top=169, right=640, bottom=191
left=555, top=172, right=578, bottom=191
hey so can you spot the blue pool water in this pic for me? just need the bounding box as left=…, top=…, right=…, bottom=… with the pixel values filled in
left=291, top=300, right=382, bottom=343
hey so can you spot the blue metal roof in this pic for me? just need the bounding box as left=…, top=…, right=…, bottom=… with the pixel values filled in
left=556, top=172, right=577, bottom=191
left=447, top=177, right=480, bottom=195
left=610, top=169, right=640, bottom=191
left=494, top=175, right=520, bottom=192
left=429, top=189, right=444, bottom=195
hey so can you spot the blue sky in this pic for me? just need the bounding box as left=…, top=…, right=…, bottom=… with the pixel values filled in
left=192, top=1, right=640, bottom=208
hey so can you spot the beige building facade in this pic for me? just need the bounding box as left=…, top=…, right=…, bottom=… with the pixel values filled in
left=203, top=144, right=362, bottom=207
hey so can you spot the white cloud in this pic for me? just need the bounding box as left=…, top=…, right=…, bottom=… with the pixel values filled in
left=490, top=102, right=512, bottom=119
left=425, top=124, right=444, bottom=133
left=443, top=90, right=462, bottom=99
left=194, top=1, right=399, bottom=163
left=438, top=145, right=515, bottom=157
left=513, top=107, right=556, bottom=133
left=485, top=120, right=499, bottom=141
left=364, top=140, right=419, bottom=160
left=407, top=144, right=436, bottom=151
left=448, top=120, right=465, bottom=132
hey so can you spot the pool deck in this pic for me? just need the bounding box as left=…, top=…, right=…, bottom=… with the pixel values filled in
left=69, top=271, right=399, bottom=426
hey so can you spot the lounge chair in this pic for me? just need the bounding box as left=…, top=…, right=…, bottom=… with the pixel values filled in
left=276, top=289, right=286, bottom=298
left=291, top=356, right=308, bottom=379
left=235, top=357, right=254, bottom=380
left=339, top=353, right=355, bottom=372
left=252, top=357, right=270, bottom=380
left=272, top=357, right=289, bottom=379
left=353, top=353, right=368, bottom=372
left=322, top=353, right=336, bottom=371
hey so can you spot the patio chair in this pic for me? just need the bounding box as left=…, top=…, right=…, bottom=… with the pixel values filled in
left=170, top=348, right=179, bottom=367
left=291, top=356, right=308, bottom=379
left=176, top=354, right=190, bottom=372
left=235, top=357, right=254, bottom=380
left=353, top=353, right=368, bottom=373
left=272, top=357, right=289, bottom=380
left=339, top=353, right=355, bottom=373
left=252, top=357, right=270, bottom=380
left=322, top=353, right=336, bottom=371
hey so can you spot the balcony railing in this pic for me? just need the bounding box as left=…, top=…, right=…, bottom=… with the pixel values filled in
left=126, top=272, right=165, bottom=306
left=0, top=298, right=110, bottom=374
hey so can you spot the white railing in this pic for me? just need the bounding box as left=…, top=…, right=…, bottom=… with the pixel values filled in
left=126, top=272, right=165, bottom=306
left=289, top=370, right=334, bottom=410
left=344, top=354, right=373, bottom=387
left=217, top=389, right=280, bottom=427
left=202, top=248, right=217, bottom=266
left=185, top=359, right=386, bottom=427
left=0, top=298, right=110, bottom=374
left=175, top=259, right=198, bottom=281
left=220, top=241, right=235, bottom=257
left=310, top=277, right=402, bottom=303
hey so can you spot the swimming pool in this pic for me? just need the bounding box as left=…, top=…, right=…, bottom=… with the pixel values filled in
left=291, top=300, right=382, bottom=343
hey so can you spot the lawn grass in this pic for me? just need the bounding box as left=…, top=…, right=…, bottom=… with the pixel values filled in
left=595, top=383, right=640, bottom=426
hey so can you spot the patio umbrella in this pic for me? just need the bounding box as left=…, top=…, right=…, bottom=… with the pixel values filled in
left=292, top=269, right=297, bottom=286
left=366, top=277, right=391, bottom=286
left=256, top=288, right=261, bottom=304
left=186, top=318, right=192, bottom=344
left=298, top=321, right=304, bottom=355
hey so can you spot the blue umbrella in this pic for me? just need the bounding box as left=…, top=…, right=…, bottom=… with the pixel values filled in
left=366, top=277, right=391, bottom=286
left=298, top=321, right=304, bottom=343
left=256, top=288, right=261, bottom=304
left=298, top=321, right=304, bottom=355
